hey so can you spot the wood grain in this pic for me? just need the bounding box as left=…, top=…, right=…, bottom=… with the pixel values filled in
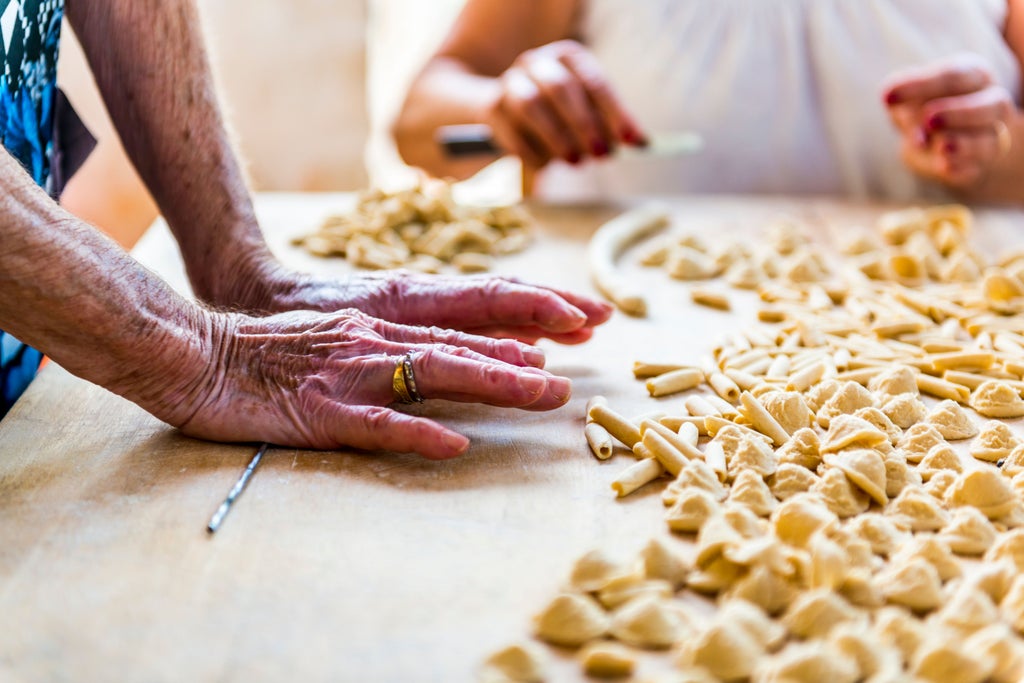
left=2, top=194, right=1022, bottom=682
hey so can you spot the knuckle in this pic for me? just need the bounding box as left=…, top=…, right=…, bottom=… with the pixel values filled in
left=360, top=406, right=393, bottom=432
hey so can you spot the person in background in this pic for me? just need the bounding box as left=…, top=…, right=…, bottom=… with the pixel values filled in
left=0, top=0, right=612, bottom=459
left=394, top=0, right=1024, bottom=205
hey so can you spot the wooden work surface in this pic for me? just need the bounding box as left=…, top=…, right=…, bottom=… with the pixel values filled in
left=2, top=194, right=1024, bottom=682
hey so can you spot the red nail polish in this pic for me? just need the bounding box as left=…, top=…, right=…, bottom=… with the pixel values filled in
left=592, top=140, right=609, bottom=157
left=944, top=139, right=957, bottom=154
left=928, top=114, right=945, bottom=130
left=885, top=91, right=902, bottom=105
left=567, top=151, right=581, bottom=165
left=621, top=127, right=647, bottom=146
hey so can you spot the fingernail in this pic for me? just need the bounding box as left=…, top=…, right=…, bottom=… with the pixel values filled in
left=885, top=91, right=901, bottom=105
left=522, top=346, right=546, bottom=367
left=549, top=377, right=572, bottom=403
left=567, top=151, right=581, bottom=165
left=592, top=140, right=609, bottom=157
left=944, top=139, right=958, bottom=154
left=518, top=373, right=547, bottom=398
left=927, top=114, right=944, bottom=130
left=621, top=127, right=647, bottom=146
left=443, top=432, right=469, bottom=454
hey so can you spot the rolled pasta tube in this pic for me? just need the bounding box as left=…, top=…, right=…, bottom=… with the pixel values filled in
left=589, top=404, right=642, bottom=448
left=659, top=415, right=708, bottom=436
left=703, top=416, right=773, bottom=444
left=927, top=351, right=996, bottom=372
left=1005, top=360, right=1024, bottom=377
left=643, top=430, right=688, bottom=477
left=641, top=419, right=703, bottom=461
left=646, top=368, right=705, bottom=397
left=585, top=422, right=614, bottom=460
left=741, top=357, right=773, bottom=377
left=690, top=287, right=731, bottom=311
left=833, top=348, right=852, bottom=370
left=611, top=458, right=665, bottom=498
left=632, top=443, right=652, bottom=460
left=944, top=370, right=1024, bottom=394
left=766, top=355, right=792, bottom=380
left=684, top=395, right=720, bottom=418
left=703, top=440, right=728, bottom=483
left=723, top=368, right=762, bottom=392
left=677, top=422, right=700, bottom=447
left=916, top=374, right=970, bottom=403
left=738, top=392, right=791, bottom=445
left=585, top=396, right=608, bottom=423
left=786, top=361, right=826, bottom=392
left=725, top=349, right=771, bottom=371
left=587, top=205, right=671, bottom=316
left=633, top=361, right=691, bottom=379
left=834, top=367, right=886, bottom=385
left=705, top=395, right=740, bottom=419
left=708, top=372, right=741, bottom=403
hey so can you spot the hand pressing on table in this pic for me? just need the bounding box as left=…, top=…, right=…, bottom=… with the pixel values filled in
left=882, top=53, right=1020, bottom=200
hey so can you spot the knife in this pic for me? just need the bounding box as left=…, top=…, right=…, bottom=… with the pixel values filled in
left=436, top=124, right=703, bottom=159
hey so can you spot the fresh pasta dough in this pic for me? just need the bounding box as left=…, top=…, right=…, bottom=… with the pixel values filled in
left=533, top=593, right=610, bottom=647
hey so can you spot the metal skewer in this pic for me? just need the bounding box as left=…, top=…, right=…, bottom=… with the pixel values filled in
left=206, top=442, right=269, bottom=534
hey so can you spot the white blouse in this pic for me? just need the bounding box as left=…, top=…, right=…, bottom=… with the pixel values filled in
left=536, top=0, right=1021, bottom=202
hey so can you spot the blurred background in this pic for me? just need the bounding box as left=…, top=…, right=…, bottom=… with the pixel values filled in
left=57, top=0, right=497, bottom=249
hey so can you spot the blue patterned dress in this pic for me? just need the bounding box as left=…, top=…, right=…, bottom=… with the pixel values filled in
left=0, top=0, right=63, bottom=417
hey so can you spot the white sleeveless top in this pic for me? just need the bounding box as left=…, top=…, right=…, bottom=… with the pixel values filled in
left=536, top=0, right=1021, bottom=202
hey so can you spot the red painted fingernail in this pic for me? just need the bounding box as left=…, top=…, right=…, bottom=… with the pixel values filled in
left=885, top=91, right=902, bottom=105
left=944, top=139, right=957, bottom=153
left=592, top=140, right=609, bottom=157
left=567, top=151, right=581, bottom=165
left=928, top=114, right=945, bottom=130
left=621, top=127, right=647, bottom=146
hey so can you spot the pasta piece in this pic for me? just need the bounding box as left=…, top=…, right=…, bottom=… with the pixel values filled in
left=827, top=526, right=875, bottom=571
left=760, top=391, right=813, bottom=435
left=886, top=486, right=949, bottom=532
left=684, top=395, right=720, bottom=418
left=640, top=419, right=703, bottom=461
left=639, top=537, right=689, bottom=588
left=1001, top=444, right=1024, bottom=478
left=609, top=595, right=691, bottom=649
left=723, top=562, right=800, bottom=616
left=695, top=514, right=744, bottom=568
left=739, top=392, right=790, bottom=446
left=585, top=422, right=614, bottom=460
left=663, top=459, right=727, bottom=506
left=878, top=207, right=926, bottom=245
left=685, top=556, right=745, bottom=596
left=917, top=444, right=963, bottom=482
left=877, top=557, right=944, bottom=613
left=705, top=394, right=740, bottom=420
left=726, top=259, right=765, bottom=289
left=642, top=429, right=688, bottom=477
left=970, top=420, right=1019, bottom=462
left=611, top=458, right=664, bottom=498
left=480, top=642, right=548, bottom=683
left=751, top=641, right=860, bottom=683
left=729, top=469, right=777, bottom=517
left=883, top=449, right=922, bottom=498
left=820, top=415, right=889, bottom=453
left=969, top=380, right=1024, bottom=418
left=578, top=641, right=636, bottom=679
left=897, top=423, right=947, bottom=464
left=771, top=493, right=838, bottom=547
left=929, top=350, right=996, bottom=372
left=665, top=488, right=721, bottom=534
left=452, top=252, right=492, bottom=273
left=782, top=589, right=864, bottom=640
left=805, top=379, right=841, bottom=413
left=570, top=550, right=633, bottom=594
left=812, top=467, right=870, bottom=518
left=597, top=574, right=673, bottom=610
left=587, top=205, right=670, bottom=316
left=983, top=528, right=1024, bottom=572
left=703, top=441, right=728, bottom=482
left=945, top=468, right=1016, bottom=520
left=965, top=559, right=1017, bottom=604
left=534, top=593, right=610, bottom=647
left=727, top=434, right=778, bottom=479
left=690, top=287, right=731, bottom=311
left=935, top=584, right=999, bottom=634
left=675, top=619, right=763, bottom=681
left=816, top=381, right=875, bottom=429
left=707, top=371, right=741, bottom=403
left=938, top=507, right=998, bottom=556
left=873, top=606, right=926, bottom=666
left=645, top=368, right=705, bottom=397
left=774, top=428, right=821, bottom=470
left=830, top=623, right=902, bottom=682
left=917, top=374, right=971, bottom=403
left=723, top=503, right=770, bottom=539
left=965, top=623, right=1024, bottom=683
left=666, top=246, right=715, bottom=280
left=589, top=404, right=642, bottom=448
left=633, top=361, right=690, bottom=379
left=806, top=530, right=849, bottom=590
left=881, top=392, right=928, bottom=429
left=786, top=360, right=826, bottom=392
left=852, top=406, right=901, bottom=444
left=769, top=463, right=820, bottom=501
left=844, top=513, right=908, bottom=557
left=890, top=535, right=961, bottom=582
left=717, top=599, right=786, bottom=651
left=911, top=639, right=994, bottom=683
left=823, top=448, right=888, bottom=506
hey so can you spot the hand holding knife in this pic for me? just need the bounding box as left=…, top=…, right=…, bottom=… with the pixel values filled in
left=437, top=124, right=703, bottom=160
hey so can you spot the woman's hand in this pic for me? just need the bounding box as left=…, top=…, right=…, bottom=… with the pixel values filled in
left=484, top=39, right=647, bottom=169
left=214, top=264, right=615, bottom=346
left=163, top=309, right=573, bottom=458
left=882, top=53, right=1014, bottom=190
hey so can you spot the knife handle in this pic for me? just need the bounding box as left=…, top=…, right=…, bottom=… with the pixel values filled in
left=436, top=124, right=501, bottom=158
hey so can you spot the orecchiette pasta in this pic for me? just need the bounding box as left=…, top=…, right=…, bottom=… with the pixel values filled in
left=917, top=444, right=963, bottom=482
left=822, top=448, right=888, bottom=506
left=676, top=619, right=764, bottom=681
left=886, top=486, right=949, bottom=532
left=812, top=467, right=871, bottom=518
left=880, top=391, right=928, bottom=429
left=774, top=428, right=822, bottom=470
left=970, top=420, right=1019, bottom=462
left=729, top=469, right=778, bottom=517
left=969, top=379, right=1024, bottom=418
left=816, top=381, right=876, bottom=429
left=926, top=399, right=979, bottom=440
left=844, top=513, right=908, bottom=557
left=665, top=488, right=722, bottom=534
left=769, top=464, right=820, bottom=503
left=938, top=506, right=998, bottom=556
left=480, top=643, right=548, bottom=683
left=639, top=537, right=689, bottom=588
left=771, top=493, right=839, bottom=547
left=868, top=364, right=920, bottom=398
left=965, top=623, right=1024, bottom=683
left=578, top=640, right=636, bottom=679
left=911, top=638, right=994, bottom=683
left=935, top=584, right=1000, bottom=634
left=609, top=595, right=690, bottom=649
left=533, top=593, right=610, bottom=647
left=890, top=535, right=961, bottom=582
left=877, top=557, right=944, bottom=613
left=569, top=549, right=631, bottom=593
left=897, top=423, right=948, bottom=463
left=750, top=641, right=860, bottom=683
left=945, top=468, right=1016, bottom=520
left=820, top=414, right=889, bottom=453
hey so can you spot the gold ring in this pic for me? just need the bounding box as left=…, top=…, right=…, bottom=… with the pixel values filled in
left=995, top=120, right=1012, bottom=159
left=391, top=353, right=424, bottom=404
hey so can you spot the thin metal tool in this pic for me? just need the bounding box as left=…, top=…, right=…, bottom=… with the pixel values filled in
left=206, top=442, right=269, bottom=534
left=436, top=124, right=704, bottom=159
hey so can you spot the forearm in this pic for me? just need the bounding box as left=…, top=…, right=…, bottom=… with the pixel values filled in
left=65, top=0, right=273, bottom=305
left=393, top=57, right=504, bottom=180
left=0, top=151, right=217, bottom=426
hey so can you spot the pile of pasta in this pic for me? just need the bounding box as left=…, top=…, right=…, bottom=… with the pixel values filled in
left=293, top=182, right=532, bottom=273
left=484, top=205, right=1024, bottom=683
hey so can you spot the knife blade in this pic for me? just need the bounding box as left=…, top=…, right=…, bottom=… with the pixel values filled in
left=436, top=124, right=702, bottom=159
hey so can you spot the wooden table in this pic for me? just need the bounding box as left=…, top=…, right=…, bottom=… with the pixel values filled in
left=2, top=194, right=1023, bottom=682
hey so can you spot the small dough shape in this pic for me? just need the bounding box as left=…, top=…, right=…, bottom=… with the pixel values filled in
left=817, top=381, right=876, bottom=429
left=878, top=557, right=944, bottom=613
left=965, top=559, right=1018, bottom=604
left=939, top=506, right=998, bottom=556
left=970, top=420, right=1019, bottom=463
left=918, top=444, right=964, bottom=482
left=718, top=599, right=786, bottom=651
left=729, top=469, right=777, bottom=517
left=844, top=513, right=909, bottom=557
left=911, top=639, right=994, bottom=683
left=828, top=526, right=876, bottom=571
left=890, top=535, right=961, bottom=582
left=1001, top=444, right=1024, bottom=478
left=966, top=623, right=1024, bottom=683
left=806, top=379, right=841, bottom=413
left=935, top=584, right=999, bottom=634
left=970, top=380, right=1024, bottom=418
left=686, top=555, right=745, bottom=595
left=676, top=618, right=763, bottom=681
left=727, top=435, right=778, bottom=479
left=640, top=537, right=689, bottom=588
left=829, top=623, right=902, bottom=681
left=868, top=364, right=920, bottom=398
left=597, top=574, right=673, bottom=610
left=806, top=530, right=849, bottom=590
left=723, top=503, right=770, bottom=539
left=812, top=467, right=871, bottom=518
left=984, top=529, right=1024, bottom=572
left=883, top=450, right=923, bottom=499
left=839, top=568, right=885, bottom=609
left=881, top=392, right=929, bottom=429
left=609, top=595, right=690, bottom=649
left=823, top=448, right=888, bottom=506
left=924, top=469, right=958, bottom=500
left=898, top=423, right=947, bottom=464
left=886, top=486, right=950, bottom=532
left=578, top=640, right=636, bottom=679
left=761, top=391, right=814, bottom=436
left=663, top=459, right=728, bottom=507
left=481, top=642, right=548, bottom=683
left=775, top=428, right=821, bottom=470
left=751, top=641, right=860, bottom=683
left=852, top=406, right=902, bottom=444
left=534, top=593, right=610, bottom=647
left=945, top=468, right=1016, bottom=519
left=771, top=493, right=838, bottom=547
left=820, top=414, right=889, bottom=453
left=769, top=463, right=820, bottom=501
left=665, top=488, right=722, bottom=534
left=724, top=563, right=800, bottom=616
left=695, top=514, right=744, bottom=568
left=570, top=549, right=632, bottom=593
left=926, top=399, right=979, bottom=440
left=874, top=606, right=926, bottom=665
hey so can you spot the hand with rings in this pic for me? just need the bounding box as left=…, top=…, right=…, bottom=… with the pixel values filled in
left=882, top=52, right=1014, bottom=191
left=162, top=308, right=573, bottom=459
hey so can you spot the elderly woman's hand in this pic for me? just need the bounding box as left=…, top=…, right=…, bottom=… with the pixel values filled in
left=159, top=308, right=572, bottom=458
left=214, top=266, right=615, bottom=346
left=882, top=53, right=1014, bottom=190
left=483, top=39, right=647, bottom=169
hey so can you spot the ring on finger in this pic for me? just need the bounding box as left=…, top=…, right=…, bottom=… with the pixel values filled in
left=391, top=352, right=424, bottom=404
left=994, top=120, right=1012, bottom=159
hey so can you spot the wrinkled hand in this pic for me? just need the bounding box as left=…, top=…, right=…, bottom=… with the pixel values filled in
left=882, top=53, right=1013, bottom=189
left=222, top=265, right=614, bottom=346
left=168, top=308, right=573, bottom=458
left=484, top=39, right=647, bottom=169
